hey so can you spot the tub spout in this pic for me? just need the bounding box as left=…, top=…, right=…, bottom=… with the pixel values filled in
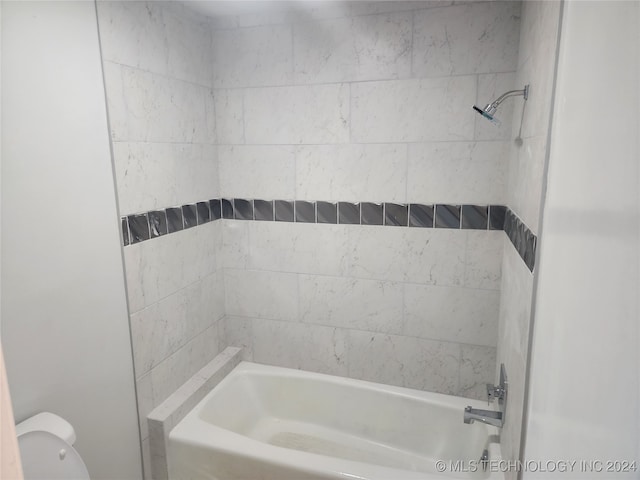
left=464, top=406, right=503, bottom=428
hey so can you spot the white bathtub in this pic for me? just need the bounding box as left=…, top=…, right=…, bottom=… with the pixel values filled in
left=168, top=362, right=502, bottom=480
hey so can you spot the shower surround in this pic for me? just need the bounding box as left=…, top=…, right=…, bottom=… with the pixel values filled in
left=97, top=1, right=523, bottom=476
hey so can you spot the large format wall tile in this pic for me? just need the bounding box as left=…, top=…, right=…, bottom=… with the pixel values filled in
left=248, top=222, right=350, bottom=277
left=403, top=284, right=500, bottom=346
left=212, top=24, right=293, bottom=88
left=252, top=318, right=348, bottom=376
left=104, top=63, right=215, bottom=143
left=347, top=227, right=466, bottom=285
left=123, top=221, right=220, bottom=313
left=113, top=142, right=218, bottom=215
left=412, top=2, right=520, bottom=77
left=219, top=145, right=296, bottom=199
left=351, top=77, right=476, bottom=142
left=299, top=275, right=404, bottom=334
left=347, top=331, right=461, bottom=394
left=224, top=269, right=299, bottom=321
left=295, top=144, right=408, bottom=203
left=214, top=89, right=244, bottom=144
left=244, top=83, right=350, bottom=144
left=407, top=141, right=508, bottom=205
left=293, top=11, right=412, bottom=84
left=97, top=1, right=168, bottom=77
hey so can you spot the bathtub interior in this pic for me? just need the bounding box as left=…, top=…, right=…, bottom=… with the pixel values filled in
left=189, top=363, right=497, bottom=474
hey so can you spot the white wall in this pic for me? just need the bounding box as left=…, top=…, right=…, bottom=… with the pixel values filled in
left=523, top=1, right=639, bottom=477
left=1, top=2, right=142, bottom=478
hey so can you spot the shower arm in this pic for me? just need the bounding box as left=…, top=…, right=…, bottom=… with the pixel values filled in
left=487, top=85, right=529, bottom=111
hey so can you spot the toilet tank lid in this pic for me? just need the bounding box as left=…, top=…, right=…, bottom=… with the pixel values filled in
left=15, top=412, right=76, bottom=445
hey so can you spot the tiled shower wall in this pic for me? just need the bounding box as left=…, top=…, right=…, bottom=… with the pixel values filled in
left=214, top=1, right=521, bottom=398
left=497, top=0, right=561, bottom=474
left=96, top=2, right=223, bottom=474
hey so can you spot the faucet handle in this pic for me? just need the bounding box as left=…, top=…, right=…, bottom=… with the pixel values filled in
left=487, top=383, right=505, bottom=405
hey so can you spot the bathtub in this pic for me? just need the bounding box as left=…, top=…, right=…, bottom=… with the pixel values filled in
left=168, top=362, right=502, bottom=480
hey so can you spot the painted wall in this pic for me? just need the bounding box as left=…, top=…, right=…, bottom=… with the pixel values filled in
left=0, top=2, right=141, bottom=478
left=523, top=1, right=639, bottom=477
left=215, top=1, right=519, bottom=399
left=496, top=1, right=561, bottom=471
left=96, top=2, right=224, bottom=476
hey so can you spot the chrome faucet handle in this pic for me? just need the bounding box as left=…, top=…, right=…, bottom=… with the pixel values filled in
left=486, top=383, right=506, bottom=405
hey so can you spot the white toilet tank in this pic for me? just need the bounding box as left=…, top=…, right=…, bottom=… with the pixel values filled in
left=16, top=412, right=90, bottom=480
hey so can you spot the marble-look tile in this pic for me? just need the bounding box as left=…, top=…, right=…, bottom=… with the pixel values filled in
left=351, top=77, right=476, bottom=143
left=412, top=2, right=520, bottom=77
left=516, top=0, right=561, bottom=140
left=403, top=283, right=500, bottom=346
left=149, top=322, right=221, bottom=406
left=219, top=145, right=296, bottom=199
left=123, top=222, right=219, bottom=313
left=475, top=72, right=517, bottom=141
left=252, top=319, right=348, bottom=376
left=349, top=1, right=451, bottom=17
left=212, top=24, right=293, bottom=88
left=464, top=230, right=504, bottom=290
left=507, top=135, right=546, bottom=234
left=136, top=373, right=154, bottom=440
left=112, top=142, right=218, bottom=215
left=293, top=12, right=412, bottom=84
left=407, top=141, right=508, bottom=205
left=130, top=272, right=223, bottom=378
left=163, top=8, right=212, bottom=86
left=104, top=63, right=214, bottom=143
left=248, top=222, right=349, bottom=277
left=214, top=89, right=244, bottom=144
left=141, top=436, right=152, bottom=480
left=220, top=220, right=250, bottom=269
left=224, top=269, right=299, bottom=321
left=497, top=236, right=533, bottom=372
left=459, top=344, right=497, bottom=400
left=244, top=83, right=350, bottom=144
left=222, top=316, right=253, bottom=361
left=295, top=144, right=407, bottom=203
left=298, top=275, right=403, bottom=334
left=96, top=1, right=168, bottom=76
left=347, top=227, right=466, bottom=286
left=347, top=330, right=460, bottom=393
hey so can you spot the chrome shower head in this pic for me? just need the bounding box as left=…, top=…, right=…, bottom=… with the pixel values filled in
left=473, top=104, right=497, bottom=122
left=473, top=84, right=529, bottom=122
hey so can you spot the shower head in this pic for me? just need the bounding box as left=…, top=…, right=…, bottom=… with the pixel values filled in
left=473, top=104, right=497, bottom=122
left=473, top=84, right=529, bottom=122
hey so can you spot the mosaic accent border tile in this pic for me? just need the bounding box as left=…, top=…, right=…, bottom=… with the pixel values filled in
left=504, top=208, right=537, bottom=272
left=121, top=199, right=536, bottom=271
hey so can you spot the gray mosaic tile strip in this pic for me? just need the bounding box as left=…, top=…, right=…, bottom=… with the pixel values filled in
left=234, top=199, right=253, bottom=220
left=254, top=200, right=274, bottom=221
left=409, top=204, right=434, bottom=228
left=128, top=213, right=149, bottom=244
left=120, top=199, right=536, bottom=272
left=435, top=204, right=461, bottom=229
left=338, top=202, right=360, bottom=225
left=149, top=210, right=167, bottom=238
left=275, top=200, right=294, bottom=222
left=295, top=201, right=315, bottom=223
left=504, top=208, right=537, bottom=272
left=196, top=202, right=210, bottom=224
left=182, top=204, right=197, bottom=229
left=361, top=202, right=383, bottom=226
left=317, top=201, right=337, bottom=224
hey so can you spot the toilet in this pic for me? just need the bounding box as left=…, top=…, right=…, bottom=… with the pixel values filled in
left=16, top=412, right=90, bottom=479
